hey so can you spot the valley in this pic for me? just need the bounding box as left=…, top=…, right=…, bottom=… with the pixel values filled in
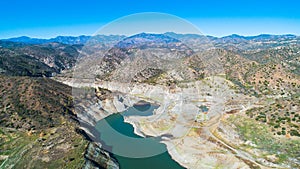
left=0, top=32, right=300, bottom=169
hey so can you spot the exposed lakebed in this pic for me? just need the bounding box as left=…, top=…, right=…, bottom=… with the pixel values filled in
left=95, top=101, right=185, bottom=169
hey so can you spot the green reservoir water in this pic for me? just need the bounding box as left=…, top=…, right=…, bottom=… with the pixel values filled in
left=95, top=105, right=185, bottom=169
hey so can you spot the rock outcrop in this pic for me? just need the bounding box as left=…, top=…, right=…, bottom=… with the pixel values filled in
left=84, top=142, right=119, bottom=169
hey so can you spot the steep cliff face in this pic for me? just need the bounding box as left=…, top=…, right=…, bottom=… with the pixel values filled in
left=84, top=143, right=119, bottom=169
left=72, top=87, right=131, bottom=169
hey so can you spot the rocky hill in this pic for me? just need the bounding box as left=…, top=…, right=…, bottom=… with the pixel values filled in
left=0, top=41, right=80, bottom=76
left=0, top=76, right=87, bottom=168
left=73, top=33, right=196, bottom=83
left=0, top=75, right=119, bottom=169
left=0, top=76, right=75, bottom=129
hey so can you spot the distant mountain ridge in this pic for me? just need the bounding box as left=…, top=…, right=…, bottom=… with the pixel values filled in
left=2, top=33, right=299, bottom=45
left=115, top=33, right=180, bottom=48
left=3, top=34, right=126, bottom=45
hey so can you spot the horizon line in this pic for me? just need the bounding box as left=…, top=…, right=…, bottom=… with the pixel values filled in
left=1, top=32, right=299, bottom=40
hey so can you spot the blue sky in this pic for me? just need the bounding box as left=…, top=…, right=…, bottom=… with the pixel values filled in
left=1, top=0, right=300, bottom=38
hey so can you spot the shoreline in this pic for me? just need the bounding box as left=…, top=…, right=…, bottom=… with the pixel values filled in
left=162, top=141, right=189, bottom=169
left=123, top=116, right=146, bottom=138
left=123, top=115, right=190, bottom=169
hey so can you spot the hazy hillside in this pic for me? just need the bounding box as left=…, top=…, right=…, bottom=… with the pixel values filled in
left=3, top=35, right=126, bottom=45
left=0, top=41, right=80, bottom=76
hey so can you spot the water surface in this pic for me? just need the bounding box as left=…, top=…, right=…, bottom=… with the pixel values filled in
left=95, top=104, right=185, bottom=169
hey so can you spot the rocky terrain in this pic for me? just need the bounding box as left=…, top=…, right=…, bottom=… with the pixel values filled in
left=1, top=32, right=300, bottom=169
left=0, top=76, right=86, bottom=168
left=65, top=32, right=299, bottom=169
left=0, top=41, right=81, bottom=76
left=0, top=76, right=119, bottom=169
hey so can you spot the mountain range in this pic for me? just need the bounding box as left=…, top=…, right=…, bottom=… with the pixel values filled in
left=2, top=35, right=126, bottom=45
left=3, top=33, right=299, bottom=45
left=0, top=32, right=300, bottom=168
